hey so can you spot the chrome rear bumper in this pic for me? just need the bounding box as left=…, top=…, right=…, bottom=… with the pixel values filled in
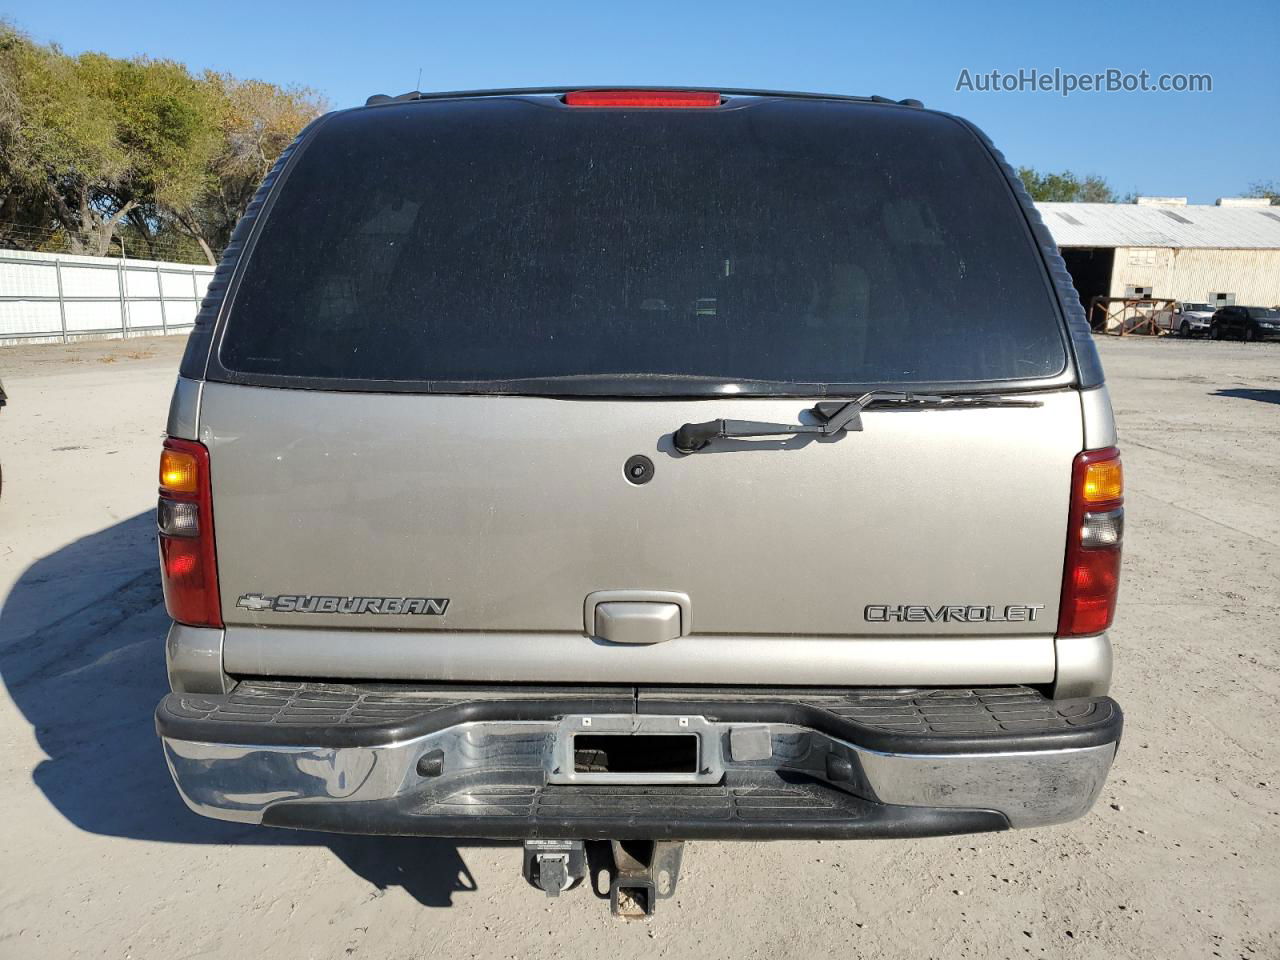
left=157, top=682, right=1120, bottom=840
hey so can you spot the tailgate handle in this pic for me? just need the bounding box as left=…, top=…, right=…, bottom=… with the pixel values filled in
left=593, top=602, right=682, bottom=645
left=584, top=591, right=691, bottom=643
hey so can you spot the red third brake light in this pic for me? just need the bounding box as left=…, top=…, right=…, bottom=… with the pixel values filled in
left=157, top=437, right=222, bottom=627
left=564, top=90, right=721, bottom=108
left=1058, top=447, right=1124, bottom=637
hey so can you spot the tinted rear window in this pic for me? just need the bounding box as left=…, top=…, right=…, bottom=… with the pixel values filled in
left=219, top=98, right=1067, bottom=391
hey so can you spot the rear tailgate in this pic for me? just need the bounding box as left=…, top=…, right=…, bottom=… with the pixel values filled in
left=203, top=384, right=1078, bottom=644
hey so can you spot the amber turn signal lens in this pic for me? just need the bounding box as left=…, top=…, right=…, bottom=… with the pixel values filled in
left=1081, top=457, right=1123, bottom=504
left=160, top=448, right=199, bottom=494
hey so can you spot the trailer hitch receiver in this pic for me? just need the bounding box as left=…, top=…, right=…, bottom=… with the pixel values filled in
left=609, top=840, right=685, bottom=919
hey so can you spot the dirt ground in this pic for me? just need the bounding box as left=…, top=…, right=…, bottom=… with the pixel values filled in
left=0, top=334, right=1276, bottom=960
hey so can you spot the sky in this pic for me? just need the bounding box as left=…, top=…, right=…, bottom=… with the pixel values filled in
left=6, top=0, right=1277, bottom=203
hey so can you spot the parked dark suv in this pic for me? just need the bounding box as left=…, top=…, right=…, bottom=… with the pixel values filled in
left=155, top=88, right=1124, bottom=916
left=1211, top=305, right=1280, bottom=341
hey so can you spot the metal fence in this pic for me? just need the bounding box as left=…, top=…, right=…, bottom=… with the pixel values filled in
left=0, top=248, right=215, bottom=344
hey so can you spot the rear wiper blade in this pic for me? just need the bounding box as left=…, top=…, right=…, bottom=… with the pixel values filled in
left=672, top=390, right=1044, bottom=454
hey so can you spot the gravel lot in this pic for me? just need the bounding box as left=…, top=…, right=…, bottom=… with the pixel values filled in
left=0, top=334, right=1276, bottom=959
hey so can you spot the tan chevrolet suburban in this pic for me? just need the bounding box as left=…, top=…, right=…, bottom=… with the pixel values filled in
left=155, top=87, right=1123, bottom=917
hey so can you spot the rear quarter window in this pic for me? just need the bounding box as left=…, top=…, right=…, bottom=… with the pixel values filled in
left=217, top=97, right=1068, bottom=392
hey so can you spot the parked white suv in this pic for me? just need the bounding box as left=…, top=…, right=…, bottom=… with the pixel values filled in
left=1172, top=302, right=1216, bottom=337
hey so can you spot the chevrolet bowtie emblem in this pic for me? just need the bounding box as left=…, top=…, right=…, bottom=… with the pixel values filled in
left=236, top=593, right=276, bottom=611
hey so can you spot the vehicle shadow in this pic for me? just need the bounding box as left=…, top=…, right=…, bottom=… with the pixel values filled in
left=1211, top=388, right=1280, bottom=406
left=0, top=511, right=497, bottom=907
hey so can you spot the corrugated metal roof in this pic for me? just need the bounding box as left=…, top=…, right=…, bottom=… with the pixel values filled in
left=1035, top=202, right=1280, bottom=249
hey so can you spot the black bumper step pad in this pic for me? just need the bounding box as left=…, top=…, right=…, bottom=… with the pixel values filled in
left=158, top=681, right=1121, bottom=756
left=261, top=771, right=1011, bottom=841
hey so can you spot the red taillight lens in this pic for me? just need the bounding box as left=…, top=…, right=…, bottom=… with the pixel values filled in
left=157, top=437, right=222, bottom=628
left=1062, top=549, right=1122, bottom=636
left=564, top=90, right=721, bottom=108
left=1058, top=447, right=1123, bottom=637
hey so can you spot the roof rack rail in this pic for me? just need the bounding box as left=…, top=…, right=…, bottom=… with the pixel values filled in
left=363, top=87, right=924, bottom=108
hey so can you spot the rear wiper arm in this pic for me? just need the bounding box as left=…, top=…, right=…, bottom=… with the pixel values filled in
left=672, top=390, right=1043, bottom=454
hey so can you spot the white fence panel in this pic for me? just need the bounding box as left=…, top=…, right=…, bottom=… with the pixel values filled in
left=0, top=248, right=217, bottom=344
left=125, top=267, right=161, bottom=298
left=0, top=299, right=62, bottom=335
left=63, top=299, right=122, bottom=332
left=161, top=269, right=196, bottom=298
left=127, top=300, right=165, bottom=331
left=60, top=263, right=121, bottom=298
left=164, top=300, right=199, bottom=327
left=0, top=258, right=59, bottom=298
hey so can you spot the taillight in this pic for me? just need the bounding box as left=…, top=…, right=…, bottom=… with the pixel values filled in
left=1058, top=447, right=1123, bottom=637
left=564, top=90, right=721, bottom=108
left=158, top=437, right=222, bottom=627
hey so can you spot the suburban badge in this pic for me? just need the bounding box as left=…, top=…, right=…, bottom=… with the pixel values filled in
left=236, top=593, right=449, bottom=615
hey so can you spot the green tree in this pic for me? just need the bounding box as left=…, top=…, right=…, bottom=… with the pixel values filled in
left=1245, top=181, right=1279, bottom=205
left=56, top=52, right=226, bottom=258
left=0, top=23, right=323, bottom=262
left=1, top=26, right=129, bottom=254
left=1017, top=167, right=1119, bottom=203
left=1, top=36, right=221, bottom=256
left=167, top=73, right=326, bottom=263
left=0, top=26, right=50, bottom=242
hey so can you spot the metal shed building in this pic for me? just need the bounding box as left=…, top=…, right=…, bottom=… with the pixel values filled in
left=1036, top=198, right=1280, bottom=314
